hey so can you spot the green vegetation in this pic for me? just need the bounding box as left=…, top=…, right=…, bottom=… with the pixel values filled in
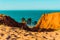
left=21, top=17, right=26, bottom=23
left=33, top=21, right=37, bottom=25
left=27, top=18, right=32, bottom=25
left=21, top=17, right=37, bottom=26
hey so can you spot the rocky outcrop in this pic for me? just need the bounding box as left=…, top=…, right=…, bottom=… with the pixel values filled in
left=0, top=14, right=29, bottom=30
left=0, top=14, right=20, bottom=27
left=19, top=23, right=30, bottom=30
left=35, top=12, right=60, bottom=31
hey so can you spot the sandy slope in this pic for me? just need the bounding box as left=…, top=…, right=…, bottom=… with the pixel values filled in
left=35, top=12, right=60, bottom=30
left=0, top=25, right=60, bottom=40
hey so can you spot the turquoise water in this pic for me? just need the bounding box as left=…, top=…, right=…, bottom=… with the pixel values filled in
left=0, top=10, right=60, bottom=23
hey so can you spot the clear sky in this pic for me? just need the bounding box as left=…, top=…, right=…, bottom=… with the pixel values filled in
left=0, top=0, right=60, bottom=10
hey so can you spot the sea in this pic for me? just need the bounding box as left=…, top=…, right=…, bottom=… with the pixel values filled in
left=0, top=10, right=60, bottom=23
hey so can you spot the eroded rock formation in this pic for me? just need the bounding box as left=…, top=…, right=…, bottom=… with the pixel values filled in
left=0, top=14, right=20, bottom=27
left=0, top=14, right=29, bottom=30
left=35, top=12, right=60, bottom=31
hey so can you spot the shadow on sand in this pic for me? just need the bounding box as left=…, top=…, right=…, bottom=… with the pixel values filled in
left=24, top=26, right=55, bottom=32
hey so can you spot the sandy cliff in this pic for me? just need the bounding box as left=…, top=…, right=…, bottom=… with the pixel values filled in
left=35, top=12, right=60, bottom=31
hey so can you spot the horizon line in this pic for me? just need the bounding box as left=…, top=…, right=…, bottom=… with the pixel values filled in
left=0, top=9, right=59, bottom=11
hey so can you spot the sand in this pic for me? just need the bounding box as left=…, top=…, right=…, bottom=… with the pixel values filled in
left=0, top=25, right=60, bottom=40
left=35, top=12, right=60, bottom=30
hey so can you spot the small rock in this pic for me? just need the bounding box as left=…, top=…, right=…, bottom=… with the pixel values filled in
left=11, top=38, right=16, bottom=40
left=0, top=33, right=4, bottom=36
left=6, top=36, right=11, bottom=40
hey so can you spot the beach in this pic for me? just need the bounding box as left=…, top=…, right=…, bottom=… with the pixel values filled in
left=0, top=13, right=60, bottom=40
left=0, top=25, right=59, bottom=40
left=0, top=0, right=60, bottom=40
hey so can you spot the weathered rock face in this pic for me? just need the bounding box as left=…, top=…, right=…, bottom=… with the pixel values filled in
left=35, top=12, right=60, bottom=30
left=0, top=14, right=20, bottom=27
left=19, top=23, right=30, bottom=30
left=0, top=14, right=29, bottom=30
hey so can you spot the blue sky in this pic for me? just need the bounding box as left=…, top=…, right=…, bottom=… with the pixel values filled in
left=0, top=0, right=60, bottom=10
